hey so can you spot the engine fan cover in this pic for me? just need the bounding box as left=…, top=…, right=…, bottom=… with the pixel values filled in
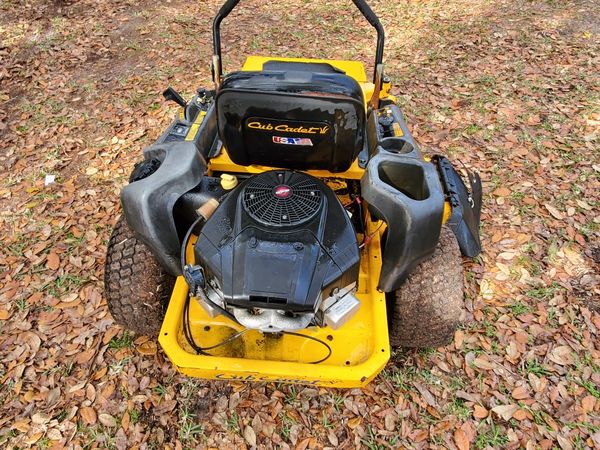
left=194, top=170, right=360, bottom=313
left=243, top=171, right=323, bottom=227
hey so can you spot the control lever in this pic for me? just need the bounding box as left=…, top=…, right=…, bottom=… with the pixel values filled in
left=377, top=108, right=395, bottom=138
left=162, top=87, right=188, bottom=108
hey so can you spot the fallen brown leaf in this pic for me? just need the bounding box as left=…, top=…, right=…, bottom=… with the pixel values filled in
left=544, top=203, right=564, bottom=220
left=491, top=404, right=518, bottom=421
left=493, top=187, right=511, bottom=197
left=98, top=413, right=117, bottom=427
left=473, top=405, right=488, bottom=419
left=454, top=428, right=470, bottom=450
left=46, top=252, right=60, bottom=270
left=511, top=386, right=529, bottom=400
left=548, top=345, right=574, bottom=366
left=80, top=406, right=97, bottom=425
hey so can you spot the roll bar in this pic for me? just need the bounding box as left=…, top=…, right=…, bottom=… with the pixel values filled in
left=212, top=0, right=385, bottom=107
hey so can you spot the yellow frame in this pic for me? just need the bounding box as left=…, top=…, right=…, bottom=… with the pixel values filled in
left=158, top=56, right=448, bottom=387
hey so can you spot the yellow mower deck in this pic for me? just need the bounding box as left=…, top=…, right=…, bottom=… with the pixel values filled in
left=159, top=216, right=389, bottom=388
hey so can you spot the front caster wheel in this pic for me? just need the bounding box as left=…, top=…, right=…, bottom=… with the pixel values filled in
left=388, top=227, right=465, bottom=348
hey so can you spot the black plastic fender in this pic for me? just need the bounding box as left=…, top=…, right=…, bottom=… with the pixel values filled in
left=121, top=142, right=206, bottom=276
left=433, top=155, right=482, bottom=257
left=361, top=151, right=445, bottom=292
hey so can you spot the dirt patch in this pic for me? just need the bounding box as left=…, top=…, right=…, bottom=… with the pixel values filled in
left=559, top=0, right=600, bottom=35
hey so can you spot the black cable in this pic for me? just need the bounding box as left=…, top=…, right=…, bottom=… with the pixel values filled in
left=179, top=213, right=240, bottom=321
left=197, top=288, right=238, bottom=323
left=180, top=215, right=205, bottom=271
left=359, top=221, right=384, bottom=249
left=183, top=294, right=210, bottom=355
left=200, top=329, right=249, bottom=351
left=181, top=216, right=245, bottom=355
left=281, top=331, right=332, bottom=364
left=181, top=216, right=210, bottom=355
left=356, top=196, right=366, bottom=236
left=179, top=215, right=237, bottom=323
left=183, top=293, right=249, bottom=355
left=182, top=216, right=236, bottom=323
left=183, top=293, right=246, bottom=354
left=183, top=293, right=332, bottom=364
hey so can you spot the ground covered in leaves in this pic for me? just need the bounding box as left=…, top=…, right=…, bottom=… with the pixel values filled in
left=1, top=0, right=599, bottom=448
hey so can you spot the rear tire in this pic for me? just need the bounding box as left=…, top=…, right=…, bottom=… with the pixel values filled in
left=388, top=227, right=464, bottom=348
left=104, top=217, right=175, bottom=336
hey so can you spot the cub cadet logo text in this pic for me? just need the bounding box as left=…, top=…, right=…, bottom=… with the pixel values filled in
left=214, top=373, right=335, bottom=385
left=247, top=121, right=329, bottom=135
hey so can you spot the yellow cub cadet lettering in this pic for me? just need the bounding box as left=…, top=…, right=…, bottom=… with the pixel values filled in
left=247, top=121, right=329, bottom=135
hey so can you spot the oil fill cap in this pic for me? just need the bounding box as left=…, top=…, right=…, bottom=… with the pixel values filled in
left=220, top=173, right=238, bottom=190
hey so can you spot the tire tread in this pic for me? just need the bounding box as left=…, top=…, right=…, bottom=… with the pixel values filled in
left=104, top=217, right=175, bottom=336
left=389, top=227, right=464, bottom=348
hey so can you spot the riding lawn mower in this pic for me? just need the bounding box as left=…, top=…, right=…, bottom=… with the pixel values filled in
left=104, top=0, right=482, bottom=387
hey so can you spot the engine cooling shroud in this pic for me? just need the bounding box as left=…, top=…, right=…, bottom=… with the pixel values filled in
left=194, top=170, right=360, bottom=317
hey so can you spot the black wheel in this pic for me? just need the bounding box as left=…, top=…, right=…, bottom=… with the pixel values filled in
left=104, top=217, right=175, bottom=336
left=388, top=227, right=464, bottom=348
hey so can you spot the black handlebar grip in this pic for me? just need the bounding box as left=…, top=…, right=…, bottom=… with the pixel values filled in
left=351, top=0, right=385, bottom=71
left=216, top=0, right=241, bottom=18
left=213, top=0, right=241, bottom=59
left=351, top=0, right=383, bottom=31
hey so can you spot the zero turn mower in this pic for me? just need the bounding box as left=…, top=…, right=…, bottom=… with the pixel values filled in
left=104, top=0, right=482, bottom=387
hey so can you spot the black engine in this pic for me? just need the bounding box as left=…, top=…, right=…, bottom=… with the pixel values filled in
left=194, top=170, right=360, bottom=330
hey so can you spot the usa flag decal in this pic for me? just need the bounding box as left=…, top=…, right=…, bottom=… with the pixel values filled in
left=272, top=136, right=313, bottom=146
